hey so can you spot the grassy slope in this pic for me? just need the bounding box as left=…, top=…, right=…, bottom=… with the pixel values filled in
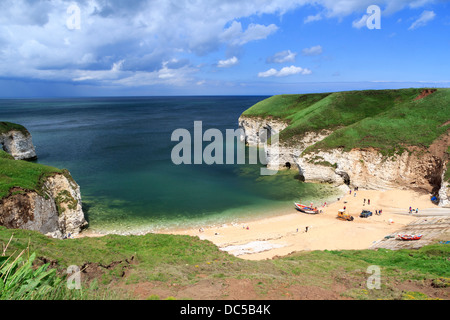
left=1, top=122, right=62, bottom=198
left=0, top=121, right=29, bottom=135
left=242, top=88, right=450, bottom=156
left=0, top=150, right=63, bottom=199
left=0, top=226, right=449, bottom=300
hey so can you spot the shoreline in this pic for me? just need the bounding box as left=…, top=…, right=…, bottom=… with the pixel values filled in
left=160, top=188, right=443, bottom=260
left=77, top=183, right=347, bottom=238
left=76, top=188, right=447, bottom=260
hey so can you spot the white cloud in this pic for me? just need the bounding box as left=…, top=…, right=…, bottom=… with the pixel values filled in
left=0, top=0, right=438, bottom=89
left=111, top=60, right=125, bottom=73
left=304, top=13, right=323, bottom=23
left=408, top=10, right=436, bottom=30
left=306, top=0, right=436, bottom=18
left=217, top=56, right=239, bottom=68
left=221, top=21, right=279, bottom=46
left=409, top=0, right=436, bottom=9
left=267, top=50, right=297, bottom=63
left=258, top=68, right=278, bottom=78
left=302, top=45, right=323, bottom=56
left=258, top=65, right=312, bottom=77
left=352, top=14, right=369, bottom=29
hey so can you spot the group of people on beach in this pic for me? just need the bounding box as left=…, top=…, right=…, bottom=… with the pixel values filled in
left=343, top=190, right=385, bottom=216
left=409, top=207, right=419, bottom=214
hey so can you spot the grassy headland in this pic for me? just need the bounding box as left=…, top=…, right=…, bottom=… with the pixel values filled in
left=0, top=150, right=63, bottom=199
left=0, top=121, right=30, bottom=136
left=242, top=88, right=450, bottom=156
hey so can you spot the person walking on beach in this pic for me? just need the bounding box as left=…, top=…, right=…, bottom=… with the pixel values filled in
left=368, top=199, right=370, bottom=205
left=305, top=226, right=309, bottom=233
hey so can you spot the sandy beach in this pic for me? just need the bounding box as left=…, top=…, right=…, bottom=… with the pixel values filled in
left=164, top=189, right=439, bottom=260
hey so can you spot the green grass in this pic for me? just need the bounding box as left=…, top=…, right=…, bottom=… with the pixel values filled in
left=0, top=238, right=118, bottom=300
left=242, top=93, right=332, bottom=120
left=0, top=150, right=14, bottom=160
left=0, top=151, right=63, bottom=199
left=242, top=88, right=450, bottom=156
left=0, top=122, right=29, bottom=136
left=1, top=226, right=449, bottom=300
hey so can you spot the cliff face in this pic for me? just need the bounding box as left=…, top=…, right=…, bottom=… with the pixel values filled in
left=238, top=116, right=289, bottom=146
left=239, top=115, right=449, bottom=207
left=439, top=167, right=450, bottom=207
left=0, top=122, right=87, bottom=237
left=0, top=172, right=87, bottom=238
left=0, top=130, right=37, bottom=161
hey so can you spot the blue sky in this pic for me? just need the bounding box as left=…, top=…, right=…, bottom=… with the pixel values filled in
left=0, top=0, right=449, bottom=97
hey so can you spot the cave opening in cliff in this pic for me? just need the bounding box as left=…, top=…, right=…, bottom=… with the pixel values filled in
left=344, top=176, right=350, bottom=186
left=295, top=166, right=305, bottom=182
left=285, top=162, right=291, bottom=169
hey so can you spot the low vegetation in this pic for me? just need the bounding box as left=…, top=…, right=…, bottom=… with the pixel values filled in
left=0, top=226, right=448, bottom=300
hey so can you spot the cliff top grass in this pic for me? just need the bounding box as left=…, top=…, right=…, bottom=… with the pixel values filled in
left=0, top=121, right=29, bottom=136
left=0, top=150, right=63, bottom=199
left=242, top=88, right=450, bottom=156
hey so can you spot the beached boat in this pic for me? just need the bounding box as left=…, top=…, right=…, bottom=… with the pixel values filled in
left=294, top=203, right=319, bottom=214
left=397, top=234, right=423, bottom=241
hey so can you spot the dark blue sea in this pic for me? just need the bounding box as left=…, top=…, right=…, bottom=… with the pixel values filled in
left=0, top=96, right=338, bottom=233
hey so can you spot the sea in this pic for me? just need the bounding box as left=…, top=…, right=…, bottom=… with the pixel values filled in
left=0, top=96, right=340, bottom=234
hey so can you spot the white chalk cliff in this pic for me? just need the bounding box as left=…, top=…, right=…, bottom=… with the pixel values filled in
left=0, top=129, right=37, bottom=160
left=0, top=125, right=87, bottom=237
left=0, top=172, right=88, bottom=238
left=239, top=115, right=450, bottom=207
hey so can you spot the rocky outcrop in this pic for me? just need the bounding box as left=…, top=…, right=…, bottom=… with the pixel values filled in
left=239, top=115, right=448, bottom=205
left=0, top=172, right=87, bottom=238
left=0, top=122, right=86, bottom=238
left=238, top=116, right=288, bottom=146
left=238, top=116, right=332, bottom=171
left=0, top=129, right=37, bottom=160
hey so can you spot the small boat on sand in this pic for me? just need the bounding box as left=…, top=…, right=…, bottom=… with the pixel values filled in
left=294, top=203, right=319, bottom=214
left=397, top=234, right=423, bottom=241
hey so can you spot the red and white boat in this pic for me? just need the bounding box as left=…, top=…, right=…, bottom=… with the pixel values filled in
left=397, top=234, right=423, bottom=241
left=294, top=203, right=319, bottom=214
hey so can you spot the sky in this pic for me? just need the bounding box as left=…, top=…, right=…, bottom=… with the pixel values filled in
left=0, top=0, right=449, bottom=97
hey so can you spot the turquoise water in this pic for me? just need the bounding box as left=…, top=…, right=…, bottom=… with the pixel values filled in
left=0, top=97, right=339, bottom=233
